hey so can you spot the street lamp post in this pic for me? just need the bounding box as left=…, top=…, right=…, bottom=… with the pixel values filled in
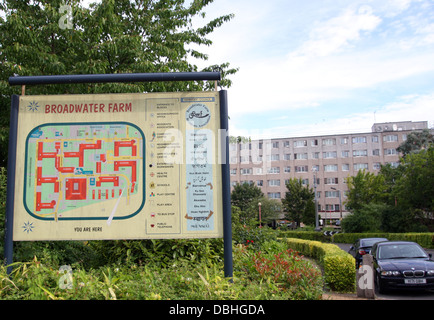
left=258, top=202, right=262, bottom=228
left=313, top=168, right=320, bottom=231
left=330, top=187, right=343, bottom=222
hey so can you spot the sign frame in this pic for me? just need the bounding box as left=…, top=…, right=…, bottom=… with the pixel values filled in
left=4, top=72, right=232, bottom=278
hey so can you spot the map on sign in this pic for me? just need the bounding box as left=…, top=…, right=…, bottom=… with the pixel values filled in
left=23, top=122, right=144, bottom=222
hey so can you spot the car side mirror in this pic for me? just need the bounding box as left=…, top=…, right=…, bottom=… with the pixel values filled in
left=429, top=253, right=432, bottom=259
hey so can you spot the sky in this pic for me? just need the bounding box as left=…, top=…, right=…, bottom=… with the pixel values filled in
left=190, top=0, right=434, bottom=139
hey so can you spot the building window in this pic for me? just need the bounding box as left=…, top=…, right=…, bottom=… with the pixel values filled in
left=323, top=151, right=337, bottom=159
left=352, top=136, right=366, bottom=144
left=372, top=149, right=380, bottom=156
left=383, top=135, right=398, bottom=142
left=373, top=163, right=381, bottom=170
left=241, top=168, right=252, bottom=175
left=283, top=141, right=290, bottom=147
left=284, top=153, right=291, bottom=160
left=257, top=180, right=263, bottom=186
left=256, top=168, right=263, bottom=174
left=324, top=164, right=338, bottom=172
left=354, top=163, right=368, bottom=171
left=322, top=138, right=336, bottom=146
left=230, top=169, right=237, bottom=175
left=267, top=167, right=280, bottom=174
left=311, top=139, right=319, bottom=146
left=326, top=204, right=340, bottom=211
left=295, top=165, right=308, bottom=173
left=384, top=148, right=398, bottom=155
left=239, top=156, right=248, bottom=163
left=341, top=150, right=349, bottom=158
left=325, top=191, right=339, bottom=198
left=284, top=166, right=291, bottom=173
left=312, top=165, right=319, bottom=172
left=271, top=154, right=280, bottom=161
left=272, top=142, right=279, bottom=148
left=353, top=149, right=367, bottom=157
left=294, top=153, right=308, bottom=160
left=294, top=140, right=307, bottom=147
left=268, top=192, right=281, bottom=199
left=268, top=179, right=281, bottom=187
left=372, top=135, right=379, bottom=143
left=340, top=137, right=349, bottom=144
left=324, top=177, right=338, bottom=185
left=301, top=179, right=309, bottom=185
left=312, top=152, right=320, bottom=159
left=342, top=164, right=350, bottom=171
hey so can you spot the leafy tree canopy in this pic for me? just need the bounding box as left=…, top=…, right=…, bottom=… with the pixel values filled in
left=282, top=178, right=315, bottom=227
left=230, top=182, right=263, bottom=214
left=397, top=129, right=433, bottom=156
left=0, top=0, right=238, bottom=165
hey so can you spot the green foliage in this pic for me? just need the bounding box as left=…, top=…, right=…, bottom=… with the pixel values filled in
left=230, top=182, right=264, bottom=214
left=395, top=146, right=434, bottom=215
left=397, top=129, right=434, bottom=156
left=285, top=238, right=355, bottom=292
left=341, top=203, right=384, bottom=233
left=88, top=238, right=224, bottom=268
left=282, top=178, right=315, bottom=226
left=0, top=238, right=324, bottom=300
left=233, top=240, right=324, bottom=300
left=231, top=205, right=277, bottom=249
left=345, top=170, right=387, bottom=212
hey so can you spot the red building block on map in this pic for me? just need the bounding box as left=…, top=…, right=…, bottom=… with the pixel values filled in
left=65, top=178, right=87, bottom=200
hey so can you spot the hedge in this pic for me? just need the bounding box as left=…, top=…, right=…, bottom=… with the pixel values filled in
left=279, top=231, right=434, bottom=249
left=332, top=232, right=434, bottom=249
left=285, top=238, right=355, bottom=292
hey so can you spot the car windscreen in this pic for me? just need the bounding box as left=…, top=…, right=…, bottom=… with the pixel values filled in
left=360, top=238, right=387, bottom=247
left=378, top=243, right=428, bottom=259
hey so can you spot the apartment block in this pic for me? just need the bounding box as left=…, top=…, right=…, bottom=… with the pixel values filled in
left=229, top=121, right=429, bottom=221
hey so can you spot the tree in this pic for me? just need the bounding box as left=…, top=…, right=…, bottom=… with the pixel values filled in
left=394, top=146, right=434, bottom=219
left=397, top=129, right=434, bottom=156
left=282, top=178, right=315, bottom=227
left=0, top=0, right=238, bottom=166
left=341, top=203, right=384, bottom=233
left=230, top=182, right=263, bottom=215
left=345, top=170, right=387, bottom=212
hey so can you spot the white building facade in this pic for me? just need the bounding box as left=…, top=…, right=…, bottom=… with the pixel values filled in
left=229, top=121, right=429, bottom=221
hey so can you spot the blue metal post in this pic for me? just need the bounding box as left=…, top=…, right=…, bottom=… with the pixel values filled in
left=5, top=95, right=19, bottom=275
left=219, top=90, right=233, bottom=280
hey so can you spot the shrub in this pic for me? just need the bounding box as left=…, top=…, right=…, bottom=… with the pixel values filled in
left=285, top=238, right=355, bottom=292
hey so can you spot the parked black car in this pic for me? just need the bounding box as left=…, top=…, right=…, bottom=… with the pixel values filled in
left=349, top=238, right=388, bottom=268
left=371, top=241, right=434, bottom=293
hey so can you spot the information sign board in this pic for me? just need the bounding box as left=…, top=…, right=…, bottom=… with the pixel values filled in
left=12, top=92, right=223, bottom=240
